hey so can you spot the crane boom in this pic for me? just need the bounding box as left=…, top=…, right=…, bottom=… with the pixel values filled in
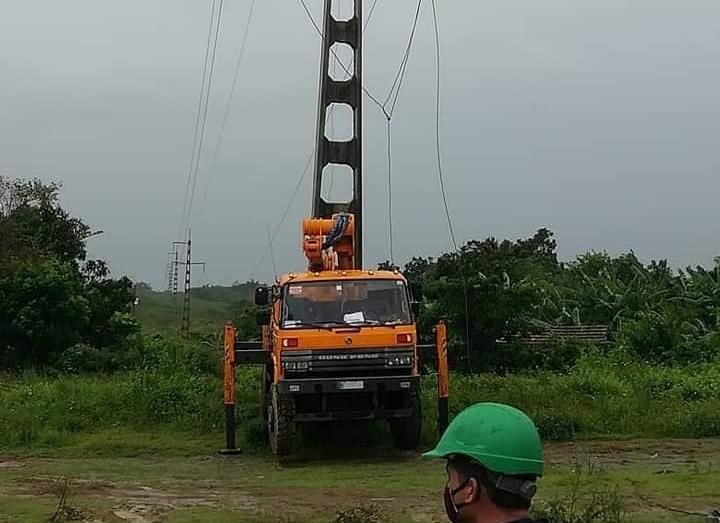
left=311, top=0, right=363, bottom=268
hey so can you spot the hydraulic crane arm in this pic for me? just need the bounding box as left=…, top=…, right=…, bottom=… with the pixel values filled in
left=311, top=0, right=363, bottom=268
left=303, top=213, right=355, bottom=272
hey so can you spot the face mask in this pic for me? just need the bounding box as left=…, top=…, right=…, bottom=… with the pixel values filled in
left=443, top=479, right=472, bottom=523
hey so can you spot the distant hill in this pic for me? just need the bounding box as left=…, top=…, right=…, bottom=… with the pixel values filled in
left=135, top=282, right=259, bottom=335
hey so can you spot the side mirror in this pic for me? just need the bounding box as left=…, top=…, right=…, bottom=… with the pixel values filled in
left=256, top=309, right=270, bottom=326
left=254, top=287, right=269, bottom=306
left=411, top=301, right=421, bottom=318
left=409, top=282, right=422, bottom=301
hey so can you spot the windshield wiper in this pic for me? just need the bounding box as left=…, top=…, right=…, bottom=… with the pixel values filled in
left=343, top=320, right=402, bottom=328
left=283, top=321, right=335, bottom=331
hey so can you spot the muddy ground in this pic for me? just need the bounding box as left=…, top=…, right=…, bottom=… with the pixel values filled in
left=1, top=439, right=719, bottom=522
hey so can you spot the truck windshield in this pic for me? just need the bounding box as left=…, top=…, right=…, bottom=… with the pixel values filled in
left=281, top=279, right=412, bottom=328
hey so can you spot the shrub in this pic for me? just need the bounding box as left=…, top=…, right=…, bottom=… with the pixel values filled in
left=533, top=466, right=626, bottom=523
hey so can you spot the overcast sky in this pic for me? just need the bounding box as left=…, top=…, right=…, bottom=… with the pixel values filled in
left=2, top=0, right=719, bottom=288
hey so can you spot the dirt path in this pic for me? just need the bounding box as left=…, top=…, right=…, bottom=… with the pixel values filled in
left=545, top=437, right=720, bottom=468
left=1, top=438, right=719, bottom=523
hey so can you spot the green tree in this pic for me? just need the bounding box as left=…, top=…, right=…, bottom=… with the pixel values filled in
left=0, top=176, right=136, bottom=369
left=0, top=177, right=90, bottom=268
left=0, top=259, right=89, bottom=367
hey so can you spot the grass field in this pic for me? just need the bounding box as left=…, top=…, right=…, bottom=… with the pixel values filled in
left=1, top=436, right=718, bottom=522
left=5, top=286, right=720, bottom=522
left=134, top=290, right=237, bottom=335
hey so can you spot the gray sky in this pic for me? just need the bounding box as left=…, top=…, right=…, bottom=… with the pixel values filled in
left=2, top=0, right=719, bottom=288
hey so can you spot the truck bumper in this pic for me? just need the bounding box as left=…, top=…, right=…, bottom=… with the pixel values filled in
left=277, top=375, right=419, bottom=395
left=277, top=375, right=420, bottom=422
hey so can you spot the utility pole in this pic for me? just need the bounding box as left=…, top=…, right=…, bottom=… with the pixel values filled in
left=312, top=0, right=363, bottom=267
left=166, top=250, right=175, bottom=292
left=171, top=243, right=183, bottom=295
left=172, top=232, right=206, bottom=339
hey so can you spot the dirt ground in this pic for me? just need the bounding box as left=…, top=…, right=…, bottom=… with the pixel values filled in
left=1, top=438, right=719, bottom=523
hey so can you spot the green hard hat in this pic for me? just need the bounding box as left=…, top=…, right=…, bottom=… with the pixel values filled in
left=423, top=402, right=544, bottom=477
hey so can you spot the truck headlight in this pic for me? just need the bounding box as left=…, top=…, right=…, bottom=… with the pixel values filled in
left=387, top=355, right=413, bottom=367
left=283, top=361, right=308, bottom=372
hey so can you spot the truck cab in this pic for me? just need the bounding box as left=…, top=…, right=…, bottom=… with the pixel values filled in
left=256, top=269, right=422, bottom=454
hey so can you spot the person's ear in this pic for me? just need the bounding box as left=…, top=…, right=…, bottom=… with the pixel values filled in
left=459, top=477, right=479, bottom=505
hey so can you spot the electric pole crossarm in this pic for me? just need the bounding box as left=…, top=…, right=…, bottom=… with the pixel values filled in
left=176, top=262, right=207, bottom=269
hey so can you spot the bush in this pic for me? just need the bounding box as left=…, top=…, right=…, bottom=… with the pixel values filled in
left=534, top=412, right=580, bottom=441
left=58, top=343, right=108, bottom=374
left=533, top=463, right=626, bottom=523
left=3, top=346, right=720, bottom=451
left=467, top=339, right=590, bottom=374
left=534, top=487, right=625, bottom=523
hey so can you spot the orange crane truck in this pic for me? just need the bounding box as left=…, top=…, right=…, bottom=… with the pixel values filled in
left=220, top=0, right=448, bottom=456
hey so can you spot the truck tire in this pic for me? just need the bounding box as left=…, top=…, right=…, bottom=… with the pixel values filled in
left=268, top=385, right=295, bottom=455
left=390, top=393, right=422, bottom=451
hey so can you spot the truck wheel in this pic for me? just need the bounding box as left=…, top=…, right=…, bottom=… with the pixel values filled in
left=268, top=386, right=295, bottom=455
left=390, top=393, right=422, bottom=451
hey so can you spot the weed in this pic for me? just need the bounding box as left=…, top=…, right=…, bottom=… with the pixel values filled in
left=48, top=477, right=84, bottom=522
left=334, top=506, right=385, bottom=523
left=533, top=465, right=625, bottom=523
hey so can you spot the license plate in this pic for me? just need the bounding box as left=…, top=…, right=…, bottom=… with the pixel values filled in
left=338, top=380, right=364, bottom=391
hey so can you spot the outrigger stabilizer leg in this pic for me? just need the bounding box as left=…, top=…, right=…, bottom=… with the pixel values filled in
left=219, top=322, right=242, bottom=455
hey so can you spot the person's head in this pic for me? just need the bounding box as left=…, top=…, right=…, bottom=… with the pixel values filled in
left=423, top=403, right=544, bottom=523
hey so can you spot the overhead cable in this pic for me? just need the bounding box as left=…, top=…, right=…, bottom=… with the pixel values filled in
left=249, top=149, right=316, bottom=280
left=201, top=0, right=258, bottom=203
left=178, top=0, right=219, bottom=239
left=185, top=0, right=226, bottom=231
left=431, top=0, right=471, bottom=366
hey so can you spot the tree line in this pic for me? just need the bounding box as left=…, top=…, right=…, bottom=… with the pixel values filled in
left=386, top=228, right=720, bottom=369
left=3, top=174, right=718, bottom=373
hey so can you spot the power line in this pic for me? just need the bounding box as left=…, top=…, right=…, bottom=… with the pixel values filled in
left=179, top=0, right=218, bottom=238
left=430, top=0, right=457, bottom=251
left=247, top=94, right=340, bottom=282
left=185, top=0, right=226, bottom=231
left=296, top=0, right=388, bottom=117
left=266, top=223, right=278, bottom=280
left=201, top=0, right=258, bottom=204
left=382, top=0, right=423, bottom=264
left=363, top=0, right=381, bottom=33
left=431, top=0, right=471, bottom=367
left=383, top=0, right=423, bottom=117
left=249, top=148, right=316, bottom=280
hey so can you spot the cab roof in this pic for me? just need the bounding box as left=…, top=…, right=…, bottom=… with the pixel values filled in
left=277, top=269, right=406, bottom=286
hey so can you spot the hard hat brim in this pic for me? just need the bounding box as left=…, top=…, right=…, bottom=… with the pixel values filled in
left=421, top=447, right=446, bottom=459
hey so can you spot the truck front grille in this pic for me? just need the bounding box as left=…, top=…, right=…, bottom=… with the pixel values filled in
left=282, top=348, right=414, bottom=378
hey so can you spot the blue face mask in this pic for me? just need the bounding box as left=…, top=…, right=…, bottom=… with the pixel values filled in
left=443, top=479, right=472, bottom=523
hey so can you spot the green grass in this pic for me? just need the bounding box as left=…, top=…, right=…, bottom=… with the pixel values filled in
left=3, top=354, right=720, bottom=454
left=135, top=288, right=240, bottom=334
left=0, top=442, right=717, bottom=523
left=0, top=498, right=57, bottom=523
